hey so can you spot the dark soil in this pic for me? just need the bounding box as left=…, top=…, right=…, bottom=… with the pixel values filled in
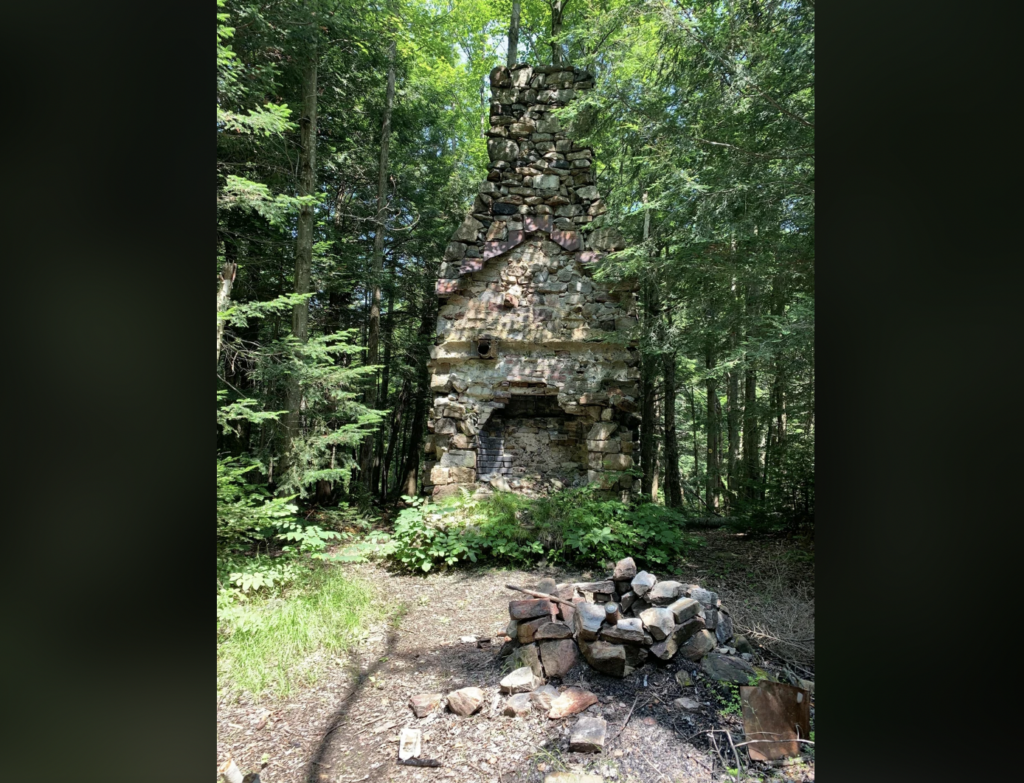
left=217, top=529, right=815, bottom=783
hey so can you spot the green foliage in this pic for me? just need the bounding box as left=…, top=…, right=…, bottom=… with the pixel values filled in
left=381, top=487, right=703, bottom=573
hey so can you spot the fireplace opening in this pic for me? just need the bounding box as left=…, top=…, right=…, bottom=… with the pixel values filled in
left=477, top=396, right=586, bottom=488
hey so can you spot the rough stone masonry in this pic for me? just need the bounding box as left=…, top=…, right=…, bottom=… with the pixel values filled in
left=424, top=63, right=640, bottom=500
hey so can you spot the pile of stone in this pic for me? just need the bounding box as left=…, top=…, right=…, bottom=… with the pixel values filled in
left=501, top=557, right=743, bottom=679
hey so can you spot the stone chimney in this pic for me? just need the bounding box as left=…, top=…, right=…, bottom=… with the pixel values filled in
left=424, top=63, right=640, bottom=500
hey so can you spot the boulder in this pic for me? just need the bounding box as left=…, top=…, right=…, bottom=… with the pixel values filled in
left=447, top=687, right=486, bottom=716
left=630, top=571, right=656, bottom=597
left=500, top=665, right=545, bottom=694
left=548, top=686, right=599, bottom=719
left=648, top=581, right=684, bottom=605
left=409, top=693, right=442, bottom=717
left=579, top=638, right=626, bottom=677
left=678, top=629, right=717, bottom=661
left=666, top=597, right=702, bottom=624
left=701, top=653, right=757, bottom=685
left=504, top=692, right=534, bottom=717
left=569, top=716, right=608, bottom=753
left=539, top=638, right=578, bottom=677
left=639, top=607, right=675, bottom=641
left=613, top=557, right=637, bottom=580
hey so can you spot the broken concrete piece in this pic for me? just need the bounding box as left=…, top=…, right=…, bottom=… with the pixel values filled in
left=639, top=607, right=675, bottom=641
left=409, top=693, right=442, bottom=717
left=504, top=692, right=534, bottom=717
left=613, top=557, right=637, bottom=580
left=548, top=686, right=598, bottom=719
left=447, top=687, right=486, bottom=716
left=630, top=571, right=656, bottom=597
left=569, top=716, right=608, bottom=753
left=539, top=638, right=578, bottom=677
left=501, top=665, right=545, bottom=694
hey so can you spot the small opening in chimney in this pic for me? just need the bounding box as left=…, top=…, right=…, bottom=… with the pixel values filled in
left=477, top=339, right=494, bottom=359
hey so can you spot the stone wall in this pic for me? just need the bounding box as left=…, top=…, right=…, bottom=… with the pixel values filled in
left=425, top=63, right=640, bottom=500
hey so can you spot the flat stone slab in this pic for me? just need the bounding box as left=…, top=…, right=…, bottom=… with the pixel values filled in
left=569, top=716, right=608, bottom=753
left=530, top=684, right=560, bottom=711
left=599, top=617, right=645, bottom=644
left=630, top=571, right=657, bottom=597
left=573, top=602, right=606, bottom=641
left=509, top=599, right=557, bottom=620
left=447, top=687, right=486, bottom=716
left=409, top=693, right=442, bottom=717
left=687, top=587, right=721, bottom=607
left=702, top=653, right=758, bottom=684
left=501, top=665, right=545, bottom=693
left=549, top=686, right=598, bottom=719
left=534, top=621, right=573, bottom=640
left=575, top=580, right=615, bottom=594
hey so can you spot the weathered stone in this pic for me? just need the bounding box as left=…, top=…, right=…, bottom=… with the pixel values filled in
left=732, top=634, right=754, bottom=655
left=503, top=692, right=534, bottom=717
left=539, top=638, right=578, bottom=677
left=511, top=65, right=533, bottom=88
left=490, top=65, right=512, bottom=87
left=548, top=686, right=599, bottom=719
left=618, top=591, right=637, bottom=613
left=509, top=599, right=556, bottom=620
left=612, top=557, right=637, bottom=580
left=674, top=696, right=701, bottom=712
left=530, top=684, right=560, bottom=711
left=569, top=716, right=607, bottom=753
left=409, top=693, right=442, bottom=717
left=453, top=215, right=483, bottom=241
left=443, top=241, right=467, bottom=262
left=678, top=629, right=717, bottom=661
left=587, top=227, right=626, bottom=251
left=440, top=449, right=476, bottom=468
left=648, top=581, right=684, bottom=605
left=703, top=608, right=719, bottom=630
left=575, top=581, right=615, bottom=594
left=543, top=774, right=602, bottom=783
left=649, top=616, right=706, bottom=660
left=602, top=453, right=633, bottom=470
left=639, top=608, right=675, bottom=641
left=675, top=669, right=694, bottom=687
left=687, top=587, right=721, bottom=608
left=715, top=613, right=734, bottom=644
left=551, top=229, right=580, bottom=251
left=501, top=665, right=546, bottom=693
left=573, top=602, right=605, bottom=641
left=586, top=438, right=621, bottom=453
left=488, top=138, right=520, bottom=162
left=599, top=617, right=645, bottom=644
left=630, top=573, right=655, bottom=593
left=517, top=617, right=549, bottom=644
left=575, top=185, right=599, bottom=200
left=512, top=642, right=544, bottom=677
left=701, top=653, right=757, bottom=685
left=666, top=597, right=702, bottom=624
left=447, top=687, right=486, bottom=716
left=534, top=621, right=573, bottom=640
left=535, top=577, right=558, bottom=595
left=587, top=421, right=618, bottom=440
left=579, top=638, right=626, bottom=677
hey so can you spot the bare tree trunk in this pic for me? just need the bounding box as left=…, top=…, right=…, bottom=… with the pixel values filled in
left=282, top=55, right=318, bottom=475
left=742, top=362, right=759, bottom=502
left=372, top=274, right=397, bottom=496
left=663, top=350, right=683, bottom=509
left=361, top=39, right=396, bottom=486
left=216, top=261, right=236, bottom=367
left=401, top=298, right=436, bottom=498
left=550, top=0, right=565, bottom=65
left=705, top=343, right=720, bottom=513
left=726, top=364, right=740, bottom=510
left=639, top=194, right=658, bottom=499
left=507, top=0, right=521, bottom=68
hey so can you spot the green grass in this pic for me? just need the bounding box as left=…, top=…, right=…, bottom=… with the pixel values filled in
left=217, top=565, right=383, bottom=700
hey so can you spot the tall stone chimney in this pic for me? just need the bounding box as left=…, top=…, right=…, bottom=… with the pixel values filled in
left=424, top=63, right=640, bottom=500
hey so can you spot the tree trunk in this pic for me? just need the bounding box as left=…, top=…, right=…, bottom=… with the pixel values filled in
left=639, top=194, right=658, bottom=500
left=507, top=0, right=521, bottom=68
left=400, top=298, right=436, bottom=498
left=726, top=365, right=740, bottom=509
left=373, top=274, right=397, bottom=496
left=361, top=39, right=397, bottom=486
left=216, top=261, right=236, bottom=367
left=705, top=344, right=720, bottom=513
left=550, top=1, right=564, bottom=65
left=742, top=362, right=759, bottom=502
left=282, top=55, right=318, bottom=474
left=663, top=350, right=683, bottom=509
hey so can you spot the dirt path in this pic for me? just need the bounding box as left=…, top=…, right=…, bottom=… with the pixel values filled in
left=217, top=534, right=814, bottom=783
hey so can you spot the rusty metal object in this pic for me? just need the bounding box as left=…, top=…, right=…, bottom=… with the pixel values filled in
left=739, top=681, right=811, bottom=761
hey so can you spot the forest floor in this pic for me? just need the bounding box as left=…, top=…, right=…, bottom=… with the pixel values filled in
left=216, top=528, right=815, bottom=783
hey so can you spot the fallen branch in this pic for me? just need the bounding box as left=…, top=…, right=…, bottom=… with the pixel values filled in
left=734, top=738, right=815, bottom=748
left=398, top=758, right=441, bottom=767
left=609, top=694, right=639, bottom=742
left=504, top=584, right=574, bottom=608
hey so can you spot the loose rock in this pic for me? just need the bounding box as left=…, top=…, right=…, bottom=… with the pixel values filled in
left=701, top=653, right=757, bottom=684
left=447, top=687, right=486, bottom=716
left=569, top=716, right=608, bottom=753
left=501, top=665, right=545, bottom=693
left=639, top=607, right=675, bottom=641
left=409, top=693, right=442, bottom=718
left=613, top=557, right=637, bottom=580
left=673, top=697, right=700, bottom=712
left=630, top=571, right=657, bottom=597
left=648, top=580, right=684, bottom=605
left=530, top=684, right=560, bottom=711
left=549, top=686, right=599, bottom=719
left=504, top=692, right=534, bottom=717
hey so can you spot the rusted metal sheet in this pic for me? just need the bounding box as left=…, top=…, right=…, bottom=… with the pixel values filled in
left=739, top=681, right=811, bottom=761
